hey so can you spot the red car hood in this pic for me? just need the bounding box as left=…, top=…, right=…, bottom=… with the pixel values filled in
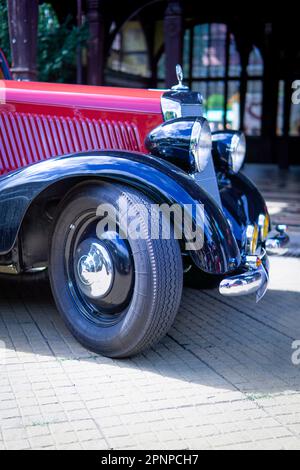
left=0, top=80, right=164, bottom=116
left=0, top=81, right=165, bottom=174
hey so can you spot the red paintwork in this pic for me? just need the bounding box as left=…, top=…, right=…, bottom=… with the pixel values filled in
left=0, top=80, right=164, bottom=175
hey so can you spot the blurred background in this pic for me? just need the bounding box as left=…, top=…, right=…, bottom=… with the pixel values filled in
left=0, top=0, right=300, bottom=167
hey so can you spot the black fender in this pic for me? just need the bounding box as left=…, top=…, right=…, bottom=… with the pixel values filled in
left=0, top=150, right=241, bottom=275
left=220, top=171, right=269, bottom=252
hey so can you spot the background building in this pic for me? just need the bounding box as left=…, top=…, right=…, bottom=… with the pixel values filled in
left=2, top=0, right=300, bottom=167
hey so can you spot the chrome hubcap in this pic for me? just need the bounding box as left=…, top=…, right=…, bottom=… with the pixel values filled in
left=76, top=241, right=114, bottom=299
left=67, top=213, right=134, bottom=324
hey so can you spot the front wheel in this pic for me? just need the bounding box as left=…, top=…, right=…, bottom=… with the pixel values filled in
left=49, top=182, right=183, bottom=358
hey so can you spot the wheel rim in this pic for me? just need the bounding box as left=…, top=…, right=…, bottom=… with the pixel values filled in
left=65, top=211, right=135, bottom=326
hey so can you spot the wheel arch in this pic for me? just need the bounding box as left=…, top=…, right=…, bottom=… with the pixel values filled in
left=18, top=175, right=174, bottom=271
left=0, top=150, right=241, bottom=275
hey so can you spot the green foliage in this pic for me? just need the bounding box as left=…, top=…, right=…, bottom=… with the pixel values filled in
left=0, top=1, right=88, bottom=83
left=207, top=94, right=225, bottom=110
left=0, top=0, right=11, bottom=62
left=38, top=3, right=88, bottom=83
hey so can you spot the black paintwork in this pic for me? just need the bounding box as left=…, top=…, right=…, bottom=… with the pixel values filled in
left=220, top=171, right=269, bottom=251
left=0, top=150, right=241, bottom=276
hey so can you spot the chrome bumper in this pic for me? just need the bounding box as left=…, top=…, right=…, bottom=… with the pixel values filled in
left=265, top=224, right=289, bottom=255
left=219, top=250, right=269, bottom=303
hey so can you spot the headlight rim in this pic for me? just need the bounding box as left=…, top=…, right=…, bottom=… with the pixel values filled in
left=190, top=118, right=213, bottom=173
left=230, top=132, right=246, bottom=174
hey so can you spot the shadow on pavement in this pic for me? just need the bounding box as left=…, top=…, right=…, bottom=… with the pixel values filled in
left=0, top=274, right=300, bottom=398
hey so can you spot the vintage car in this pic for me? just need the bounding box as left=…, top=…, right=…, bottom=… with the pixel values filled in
left=0, top=56, right=289, bottom=358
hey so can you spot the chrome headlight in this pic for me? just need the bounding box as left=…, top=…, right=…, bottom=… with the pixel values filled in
left=191, top=119, right=212, bottom=172
left=212, top=131, right=246, bottom=174
left=145, top=117, right=212, bottom=174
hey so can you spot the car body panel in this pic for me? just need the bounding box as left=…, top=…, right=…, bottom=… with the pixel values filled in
left=0, top=73, right=272, bottom=279
left=220, top=171, right=269, bottom=249
left=0, top=80, right=164, bottom=174
left=0, top=150, right=241, bottom=275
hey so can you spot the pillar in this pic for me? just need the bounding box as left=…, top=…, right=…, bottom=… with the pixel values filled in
left=87, top=0, right=105, bottom=85
left=164, top=0, right=183, bottom=88
left=7, top=0, right=39, bottom=81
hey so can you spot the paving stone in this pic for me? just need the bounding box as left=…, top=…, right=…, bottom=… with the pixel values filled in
left=0, top=253, right=300, bottom=449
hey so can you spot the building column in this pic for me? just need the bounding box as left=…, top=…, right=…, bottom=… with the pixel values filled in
left=262, top=24, right=278, bottom=137
left=239, top=54, right=249, bottom=132
left=76, top=0, right=83, bottom=84
left=261, top=23, right=281, bottom=165
left=87, top=0, right=105, bottom=86
left=164, top=0, right=183, bottom=88
left=7, top=0, right=38, bottom=81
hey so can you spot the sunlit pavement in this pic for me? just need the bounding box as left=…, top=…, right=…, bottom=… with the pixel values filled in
left=245, top=164, right=300, bottom=257
left=0, top=255, right=299, bottom=450
left=244, top=164, right=300, bottom=237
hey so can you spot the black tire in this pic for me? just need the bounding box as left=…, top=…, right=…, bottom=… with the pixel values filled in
left=49, top=182, right=183, bottom=358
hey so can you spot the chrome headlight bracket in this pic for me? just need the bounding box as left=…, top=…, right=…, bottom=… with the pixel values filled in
left=191, top=119, right=212, bottom=172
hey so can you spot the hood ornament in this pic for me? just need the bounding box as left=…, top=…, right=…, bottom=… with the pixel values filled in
left=172, top=64, right=189, bottom=91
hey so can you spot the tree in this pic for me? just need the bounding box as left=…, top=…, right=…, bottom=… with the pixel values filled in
left=0, top=0, right=11, bottom=62
left=38, top=3, right=88, bottom=83
left=0, top=1, right=88, bottom=83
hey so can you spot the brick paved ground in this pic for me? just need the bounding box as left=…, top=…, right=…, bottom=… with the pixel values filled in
left=0, top=164, right=300, bottom=450
left=0, top=255, right=299, bottom=450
